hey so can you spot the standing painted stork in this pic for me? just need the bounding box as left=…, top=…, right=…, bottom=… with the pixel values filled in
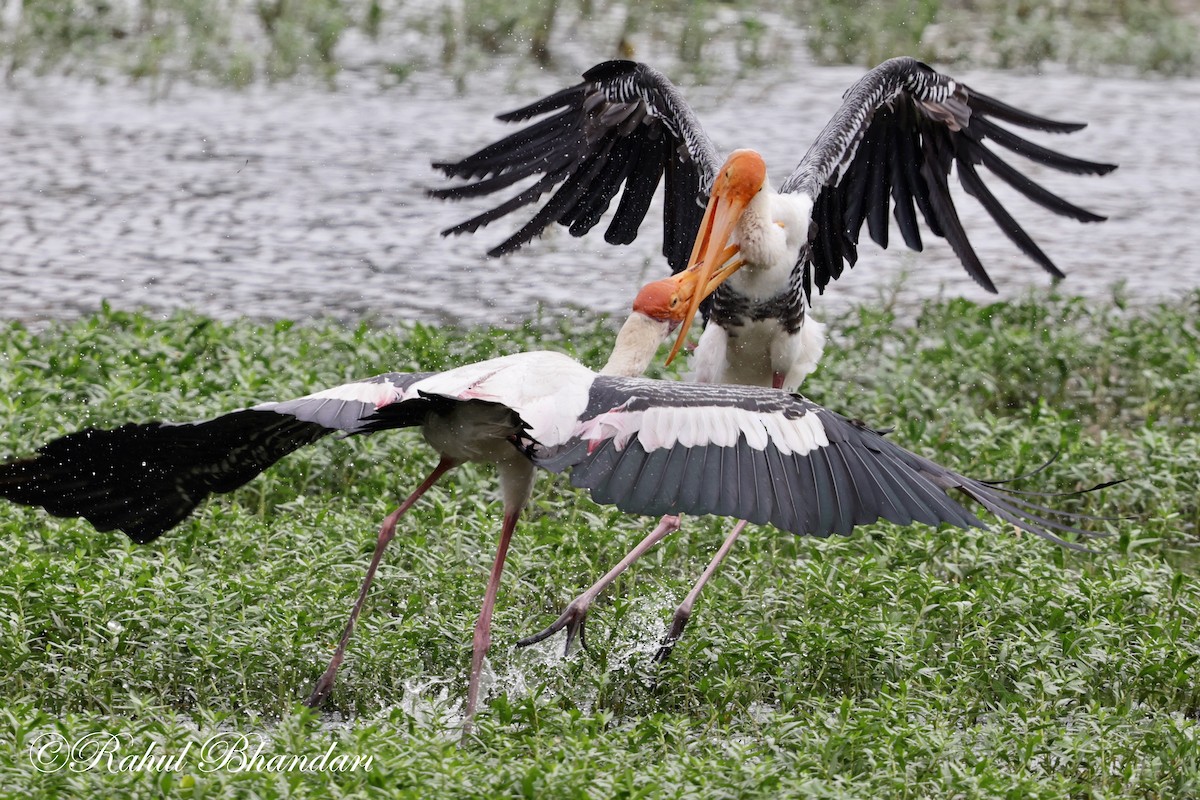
left=0, top=278, right=1102, bottom=721
left=432, top=57, right=1115, bottom=389
left=432, top=58, right=1115, bottom=658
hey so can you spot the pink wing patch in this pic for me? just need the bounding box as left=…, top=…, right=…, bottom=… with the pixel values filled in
left=578, top=403, right=643, bottom=454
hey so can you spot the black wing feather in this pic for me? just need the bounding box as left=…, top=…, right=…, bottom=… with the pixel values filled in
left=438, top=160, right=574, bottom=240
left=764, top=443, right=800, bottom=535
left=968, top=140, right=1108, bottom=223
left=675, top=438, right=711, bottom=516
left=0, top=413, right=329, bottom=544
left=815, top=445, right=853, bottom=536
left=888, top=109, right=925, bottom=251
left=865, top=120, right=893, bottom=250
left=920, top=125, right=995, bottom=292
left=533, top=376, right=1100, bottom=547
left=433, top=60, right=721, bottom=274
left=0, top=373, right=435, bottom=543
left=782, top=56, right=1114, bottom=300
left=606, top=134, right=668, bottom=245
left=626, top=446, right=674, bottom=513
left=970, top=117, right=1116, bottom=176
left=956, top=148, right=1064, bottom=278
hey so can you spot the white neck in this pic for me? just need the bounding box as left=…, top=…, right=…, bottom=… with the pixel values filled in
left=733, top=188, right=813, bottom=297
left=601, top=312, right=672, bottom=377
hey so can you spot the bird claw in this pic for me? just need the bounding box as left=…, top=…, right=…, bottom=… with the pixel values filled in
left=652, top=638, right=678, bottom=665
left=652, top=607, right=691, bottom=664
left=303, top=675, right=335, bottom=708
left=516, top=597, right=593, bottom=656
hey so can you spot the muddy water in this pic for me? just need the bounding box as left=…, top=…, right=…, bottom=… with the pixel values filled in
left=0, top=63, right=1197, bottom=330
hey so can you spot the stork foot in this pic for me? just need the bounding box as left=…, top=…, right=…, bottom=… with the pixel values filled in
left=516, top=596, right=593, bottom=655
left=652, top=606, right=692, bottom=664
left=303, top=667, right=338, bottom=708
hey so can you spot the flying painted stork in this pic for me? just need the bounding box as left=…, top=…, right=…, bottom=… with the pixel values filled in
left=432, top=57, right=1115, bottom=388
left=0, top=278, right=1102, bottom=722
left=433, top=57, right=1115, bottom=659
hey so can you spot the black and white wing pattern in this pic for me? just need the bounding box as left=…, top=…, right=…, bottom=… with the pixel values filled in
left=0, top=372, right=434, bottom=543
left=532, top=376, right=1101, bottom=549
left=431, top=60, right=722, bottom=272
left=781, top=56, right=1117, bottom=298
left=1, top=352, right=1103, bottom=549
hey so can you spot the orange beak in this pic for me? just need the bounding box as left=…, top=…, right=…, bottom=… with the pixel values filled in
left=657, top=244, right=743, bottom=364
left=664, top=168, right=762, bottom=364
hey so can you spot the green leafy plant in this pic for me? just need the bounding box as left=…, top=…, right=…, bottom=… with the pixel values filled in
left=0, top=293, right=1196, bottom=797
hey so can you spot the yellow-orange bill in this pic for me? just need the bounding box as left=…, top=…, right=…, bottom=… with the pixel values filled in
left=663, top=246, right=745, bottom=365
left=663, top=148, right=767, bottom=366
left=664, top=203, right=751, bottom=365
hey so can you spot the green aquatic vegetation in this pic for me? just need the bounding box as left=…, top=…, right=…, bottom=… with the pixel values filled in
left=1, top=0, right=1196, bottom=86
left=0, top=292, right=1197, bottom=797
left=807, top=0, right=943, bottom=70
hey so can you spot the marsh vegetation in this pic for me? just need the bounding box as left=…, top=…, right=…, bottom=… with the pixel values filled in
left=1, top=292, right=1197, bottom=796
left=1, top=0, right=1196, bottom=87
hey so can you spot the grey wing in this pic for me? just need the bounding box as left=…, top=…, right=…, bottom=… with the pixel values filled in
left=532, top=376, right=1103, bottom=549
left=780, top=56, right=1116, bottom=299
left=0, top=372, right=434, bottom=543
left=431, top=60, right=723, bottom=273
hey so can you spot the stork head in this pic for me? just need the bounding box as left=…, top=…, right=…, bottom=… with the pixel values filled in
left=713, top=149, right=768, bottom=202
left=605, top=151, right=767, bottom=377
left=630, top=276, right=686, bottom=325
left=603, top=273, right=713, bottom=378
left=657, top=149, right=766, bottom=364
left=602, top=282, right=678, bottom=378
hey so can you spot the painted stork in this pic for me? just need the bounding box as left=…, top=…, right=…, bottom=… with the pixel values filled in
left=432, top=57, right=1115, bottom=388
left=0, top=279, right=1102, bottom=721
left=433, top=57, right=1115, bottom=659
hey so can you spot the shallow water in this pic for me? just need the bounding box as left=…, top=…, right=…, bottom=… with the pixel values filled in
left=1, top=62, right=1197, bottom=330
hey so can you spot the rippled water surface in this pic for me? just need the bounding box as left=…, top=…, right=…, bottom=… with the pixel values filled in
left=2, top=63, right=1197, bottom=329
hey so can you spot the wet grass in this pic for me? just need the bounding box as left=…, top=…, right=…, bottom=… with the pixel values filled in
left=1, top=0, right=1196, bottom=87
left=0, top=291, right=1198, bottom=797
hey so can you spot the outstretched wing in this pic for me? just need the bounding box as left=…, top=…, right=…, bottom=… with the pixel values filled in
left=431, top=60, right=723, bottom=273
left=780, top=57, right=1117, bottom=298
left=2, top=355, right=1105, bottom=549
left=0, top=372, right=434, bottom=543
left=533, top=376, right=1103, bottom=550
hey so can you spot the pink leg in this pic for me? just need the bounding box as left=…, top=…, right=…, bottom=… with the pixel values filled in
left=516, top=514, right=682, bottom=653
left=304, top=457, right=457, bottom=708
left=464, top=507, right=521, bottom=723
left=654, top=518, right=748, bottom=664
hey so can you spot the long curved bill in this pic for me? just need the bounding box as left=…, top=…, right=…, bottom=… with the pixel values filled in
left=664, top=189, right=752, bottom=365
